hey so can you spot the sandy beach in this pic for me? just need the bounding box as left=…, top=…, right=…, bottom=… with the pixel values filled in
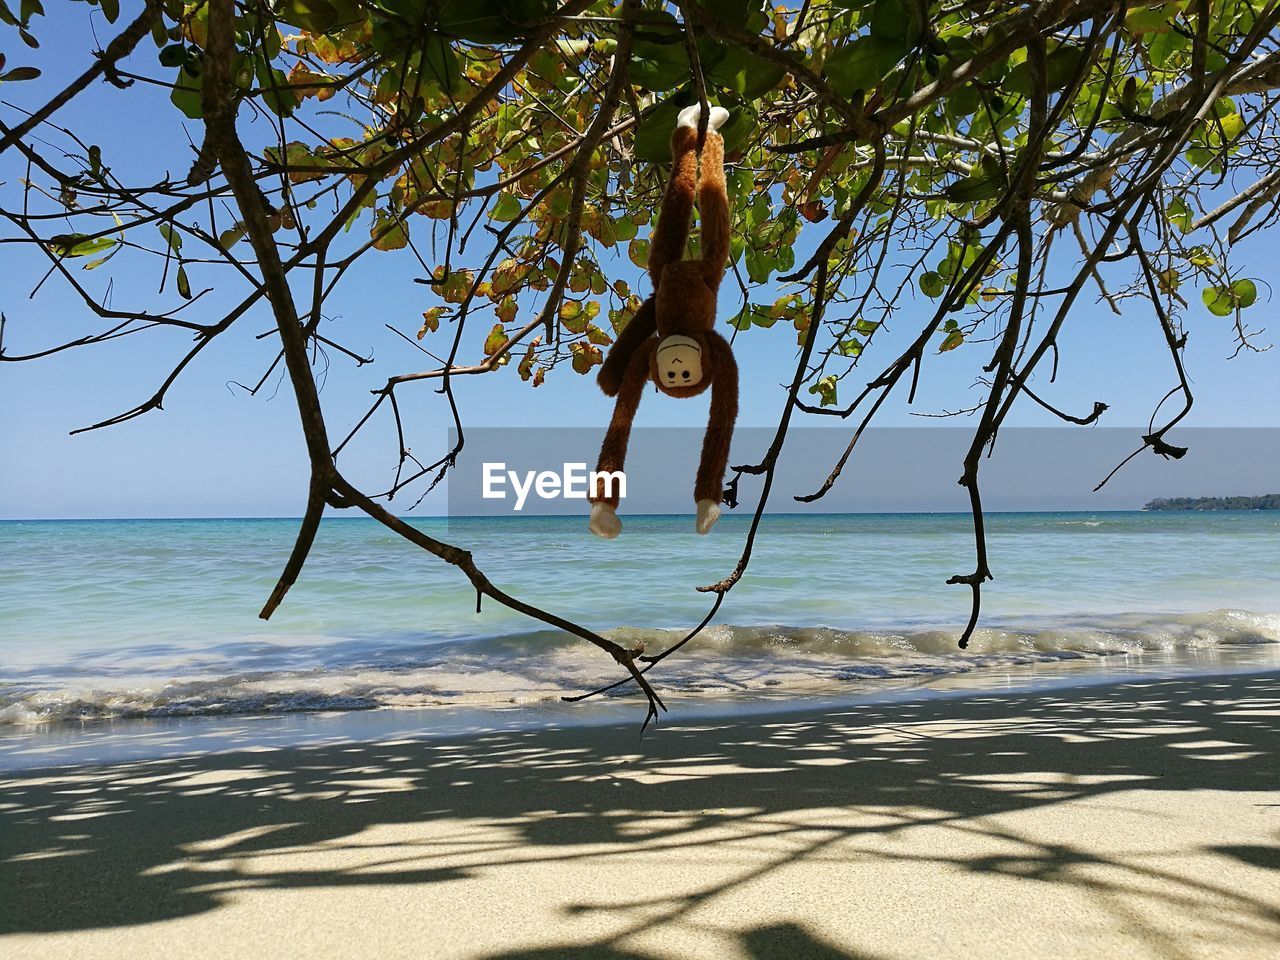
left=3, top=671, right=1278, bottom=960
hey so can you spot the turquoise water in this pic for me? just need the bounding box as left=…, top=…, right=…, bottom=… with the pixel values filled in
left=1, top=513, right=1278, bottom=725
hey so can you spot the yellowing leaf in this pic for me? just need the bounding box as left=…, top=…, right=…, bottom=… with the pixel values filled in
left=560, top=300, right=588, bottom=334
left=570, top=341, right=603, bottom=374
left=372, top=211, right=408, bottom=250
left=627, top=237, right=650, bottom=269
left=807, top=375, right=838, bottom=407
left=418, top=307, right=444, bottom=338
left=483, top=323, right=507, bottom=357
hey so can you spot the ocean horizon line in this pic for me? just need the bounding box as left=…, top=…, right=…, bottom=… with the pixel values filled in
left=0, top=507, right=1188, bottom=522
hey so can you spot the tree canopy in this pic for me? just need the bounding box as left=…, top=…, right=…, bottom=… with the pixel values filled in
left=2, top=0, right=1278, bottom=723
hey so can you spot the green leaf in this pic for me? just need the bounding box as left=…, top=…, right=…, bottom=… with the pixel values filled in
left=419, top=33, right=462, bottom=95
left=612, top=216, right=637, bottom=243
left=919, top=271, right=945, bottom=298
left=1186, top=246, right=1214, bottom=268
left=1145, top=28, right=1189, bottom=68
left=633, top=95, right=685, bottom=164
left=1200, top=281, right=1255, bottom=317
left=825, top=35, right=907, bottom=97
left=276, top=0, right=353, bottom=33
left=158, top=44, right=186, bottom=68
left=939, top=330, right=965, bottom=352
left=870, top=0, right=914, bottom=42
left=83, top=246, right=121, bottom=270
left=0, top=65, right=39, bottom=82
left=1126, top=3, right=1181, bottom=35
left=707, top=46, right=785, bottom=98
left=438, top=0, right=551, bottom=43
left=1217, top=112, right=1245, bottom=142
left=170, top=66, right=203, bottom=119
left=837, top=338, right=862, bottom=357
left=745, top=246, right=772, bottom=284
left=1165, top=197, right=1193, bottom=233
left=49, top=234, right=116, bottom=258
left=699, top=0, right=769, bottom=31
left=728, top=233, right=744, bottom=264
left=1232, top=278, right=1258, bottom=308
left=1202, top=286, right=1228, bottom=315
left=746, top=303, right=776, bottom=328
left=627, top=12, right=685, bottom=92
left=255, top=58, right=298, bottom=117
left=490, top=192, right=521, bottom=222
left=158, top=223, right=183, bottom=253
left=1003, top=41, right=1085, bottom=97
left=176, top=264, right=192, bottom=300
left=719, top=108, right=757, bottom=157
left=944, top=174, right=1002, bottom=203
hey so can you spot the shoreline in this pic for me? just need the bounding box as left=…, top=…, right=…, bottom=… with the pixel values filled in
left=3, top=669, right=1278, bottom=959
left=3, top=650, right=1278, bottom=769
left=3, top=642, right=1279, bottom=772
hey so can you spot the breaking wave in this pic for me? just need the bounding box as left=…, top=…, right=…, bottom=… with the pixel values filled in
left=3, top=609, right=1278, bottom=726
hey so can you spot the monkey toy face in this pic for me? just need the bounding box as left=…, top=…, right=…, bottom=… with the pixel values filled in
left=654, top=335, right=704, bottom=393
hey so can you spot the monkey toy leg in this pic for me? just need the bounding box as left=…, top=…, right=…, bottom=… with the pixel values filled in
left=646, top=121, right=700, bottom=288
left=684, top=107, right=731, bottom=291
left=650, top=104, right=730, bottom=287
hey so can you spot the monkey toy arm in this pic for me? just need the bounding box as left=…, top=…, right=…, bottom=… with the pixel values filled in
left=588, top=340, right=656, bottom=539
left=693, top=331, right=738, bottom=534
left=596, top=296, right=656, bottom=397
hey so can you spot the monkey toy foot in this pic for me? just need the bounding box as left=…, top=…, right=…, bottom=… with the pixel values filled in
left=589, top=502, right=622, bottom=539
left=695, top=499, right=722, bottom=535
left=677, top=104, right=730, bottom=132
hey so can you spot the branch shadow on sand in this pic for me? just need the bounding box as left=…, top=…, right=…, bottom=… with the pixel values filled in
left=2, top=672, right=1279, bottom=958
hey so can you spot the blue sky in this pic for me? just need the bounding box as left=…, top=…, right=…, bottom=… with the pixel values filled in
left=1, top=4, right=1277, bottom=518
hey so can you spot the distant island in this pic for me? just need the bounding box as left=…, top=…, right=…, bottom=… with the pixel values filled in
left=1144, top=494, right=1280, bottom=511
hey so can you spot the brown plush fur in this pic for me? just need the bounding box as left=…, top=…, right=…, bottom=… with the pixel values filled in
left=591, top=126, right=738, bottom=509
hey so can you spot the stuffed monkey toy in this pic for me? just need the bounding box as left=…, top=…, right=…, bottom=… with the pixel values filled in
left=589, top=105, right=738, bottom=539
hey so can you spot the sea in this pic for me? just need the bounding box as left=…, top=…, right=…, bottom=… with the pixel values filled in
left=1, top=513, right=1278, bottom=764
